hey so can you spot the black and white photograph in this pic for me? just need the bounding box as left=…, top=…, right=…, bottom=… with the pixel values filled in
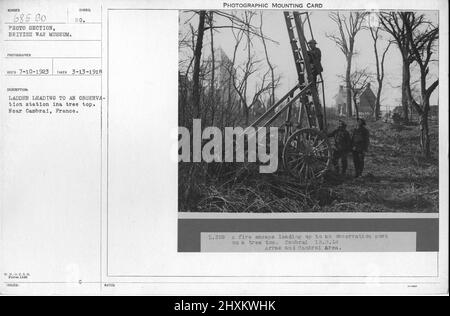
left=178, top=10, right=439, bottom=214
left=0, top=0, right=447, bottom=296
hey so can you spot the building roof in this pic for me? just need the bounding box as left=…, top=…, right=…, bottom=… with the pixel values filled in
left=334, top=83, right=375, bottom=104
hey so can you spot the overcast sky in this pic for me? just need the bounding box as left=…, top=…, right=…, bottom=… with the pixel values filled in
left=179, top=10, right=439, bottom=112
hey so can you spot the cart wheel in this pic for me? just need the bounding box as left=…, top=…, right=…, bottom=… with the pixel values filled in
left=282, top=128, right=332, bottom=183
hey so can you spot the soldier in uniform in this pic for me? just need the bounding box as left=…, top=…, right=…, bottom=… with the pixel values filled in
left=307, top=39, right=323, bottom=86
left=351, top=118, right=370, bottom=178
left=327, top=120, right=352, bottom=175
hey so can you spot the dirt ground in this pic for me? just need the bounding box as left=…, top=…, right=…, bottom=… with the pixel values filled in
left=178, top=118, right=439, bottom=213
left=319, top=119, right=439, bottom=212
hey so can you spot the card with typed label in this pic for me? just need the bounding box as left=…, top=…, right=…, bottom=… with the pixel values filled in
left=0, top=0, right=447, bottom=296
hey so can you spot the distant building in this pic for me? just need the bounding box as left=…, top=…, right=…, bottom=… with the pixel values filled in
left=205, top=47, right=238, bottom=106
left=333, top=83, right=376, bottom=117
left=215, top=48, right=234, bottom=86
left=179, top=47, right=238, bottom=104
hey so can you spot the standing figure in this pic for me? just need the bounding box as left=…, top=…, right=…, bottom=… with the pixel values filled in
left=328, top=120, right=352, bottom=175
left=351, top=118, right=370, bottom=178
left=307, top=39, right=323, bottom=86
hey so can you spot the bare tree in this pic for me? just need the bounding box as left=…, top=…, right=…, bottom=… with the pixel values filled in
left=178, top=22, right=198, bottom=126
left=242, top=11, right=255, bottom=124
left=327, top=12, right=368, bottom=117
left=259, top=12, right=276, bottom=106
left=224, top=20, right=244, bottom=126
left=192, top=11, right=207, bottom=119
left=221, top=11, right=273, bottom=126
left=379, top=12, right=421, bottom=122
left=368, top=16, right=392, bottom=120
left=207, top=11, right=217, bottom=125
left=403, top=12, right=439, bottom=158
left=208, top=12, right=215, bottom=103
left=183, top=10, right=278, bottom=125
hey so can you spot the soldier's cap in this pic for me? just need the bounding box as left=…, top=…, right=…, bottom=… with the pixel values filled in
left=357, top=118, right=366, bottom=125
left=308, top=39, right=317, bottom=44
left=338, top=120, right=347, bottom=126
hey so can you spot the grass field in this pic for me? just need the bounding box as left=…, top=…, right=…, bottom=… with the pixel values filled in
left=319, top=118, right=439, bottom=212
left=178, top=118, right=439, bottom=213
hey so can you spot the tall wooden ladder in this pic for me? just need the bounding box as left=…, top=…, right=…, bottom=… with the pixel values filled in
left=283, top=11, right=325, bottom=131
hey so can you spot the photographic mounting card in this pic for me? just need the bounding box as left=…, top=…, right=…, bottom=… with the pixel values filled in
left=0, top=0, right=448, bottom=295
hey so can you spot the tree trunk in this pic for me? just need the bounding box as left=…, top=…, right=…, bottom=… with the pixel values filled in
left=192, top=11, right=206, bottom=119
left=353, top=94, right=359, bottom=119
left=179, top=74, right=186, bottom=126
left=243, top=101, right=249, bottom=126
left=345, top=56, right=353, bottom=117
left=260, top=13, right=275, bottom=106
left=209, top=12, right=215, bottom=125
left=401, top=60, right=410, bottom=122
left=224, top=75, right=231, bottom=127
left=374, top=80, right=382, bottom=120
left=420, top=109, right=430, bottom=158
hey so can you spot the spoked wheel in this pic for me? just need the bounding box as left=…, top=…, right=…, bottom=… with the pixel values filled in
left=282, top=128, right=332, bottom=183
